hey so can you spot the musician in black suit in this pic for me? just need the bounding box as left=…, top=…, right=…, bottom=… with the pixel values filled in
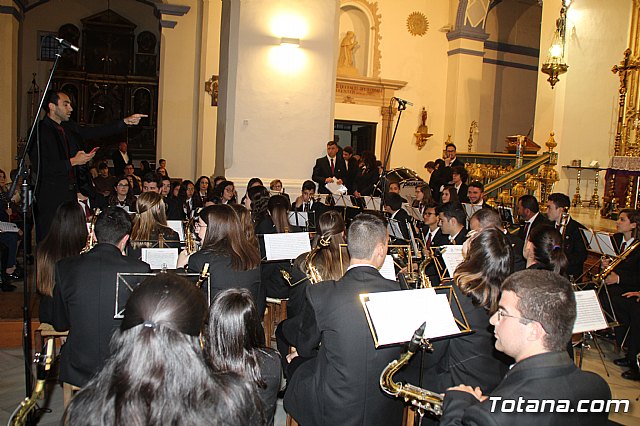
left=469, top=208, right=527, bottom=272
left=422, top=202, right=450, bottom=248
left=440, top=270, right=611, bottom=426
left=452, top=166, right=470, bottom=204
left=466, top=181, right=492, bottom=210
left=546, top=193, right=587, bottom=279
left=516, top=194, right=549, bottom=242
left=384, top=192, right=411, bottom=241
left=311, top=140, right=346, bottom=194
left=353, top=151, right=380, bottom=197
left=111, top=140, right=134, bottom=177
left=429, top=159, right=448, bottom=203
left=52, top=207, right=151, bottom=387
left=438, top=202, right=468, bottom=245
left=342, top=146, right=359, bottom=193
left=284, top=213, right=404, bottom=426
left=444, top=142, right=465, bottom=169
left=292, top=180, right=327, bottom=230
left=606, top=209, right=640, bottom=379
left=28, top=90, right=145, bottom=241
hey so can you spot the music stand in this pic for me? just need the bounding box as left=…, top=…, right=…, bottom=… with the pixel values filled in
left=571, top=289, right=612, bottom=376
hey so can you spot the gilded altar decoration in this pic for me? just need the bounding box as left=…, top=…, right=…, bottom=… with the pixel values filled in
left=407, top=12, right=429, bottom=36
left=204, top=75, right=219, bottom=106
left=467, top=120, right=477, bottom=152
left=414, top=107, right=433, bottom=150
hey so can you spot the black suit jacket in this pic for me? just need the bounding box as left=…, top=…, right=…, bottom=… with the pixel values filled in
left=29, top=117, right=127, bottom=240
left=449, top=227, right=469, bottom=245
left=312, top=156, right=347, bottom=194
left=456, top=183, right=470, bottom=203
left=561, top=218, right=588, bottom=279
left=343, top=157, right=359, bottom=193
left=402, top=283, right=510, bottom=394
left=52, top=243, right=151, bottom=387
left=111, top=149, right=133, bottom=177
left=188, top=250, right=264, bottom=315
left=505, top=232, right=526, bottom=272
left=516, top=213, right=550, bottom=242
left=611, top=233, right=640, bottom=292
left=440, top=351, right=611, bottom=426
left=284, top=266, right=404, bottom=426
left=424, top=227, right=450, bottom=248
left=390, top=209, right=411, bottom=241
left=354, top=167, right=380, bottom=196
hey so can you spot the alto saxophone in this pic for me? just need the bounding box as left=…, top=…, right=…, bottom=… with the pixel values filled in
left=281, top=234, right=331, bottom=286
left=380, top=322, right=444, bottom=417
left=184, top=217, right=198, bottom=255
left=81, top=208, right=101, bottom=253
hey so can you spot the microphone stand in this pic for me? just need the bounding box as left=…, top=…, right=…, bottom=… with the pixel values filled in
left=375, top=98, right=409, bottom=212
left=6, top=41, right=67, bottom=426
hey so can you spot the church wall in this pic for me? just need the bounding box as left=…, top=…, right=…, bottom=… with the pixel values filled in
left=0, top=1, right=19, bottom=175
left=533, top=0, right=631, bottom=198
left=222, top=0, right=340, bottom=188
left=333, top=1, right=451, bottom=178
left=480, top=2, right=541, bottom=153
left=18, top=0, right=159, bottom=136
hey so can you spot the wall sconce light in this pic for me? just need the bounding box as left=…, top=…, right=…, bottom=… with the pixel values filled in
left=280, top=37, right=300, bottom=47
left=541, top=1, right=571, bottom=88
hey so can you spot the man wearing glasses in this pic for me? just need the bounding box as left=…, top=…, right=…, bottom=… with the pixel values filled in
left=440, top=269, right=611, bottom=425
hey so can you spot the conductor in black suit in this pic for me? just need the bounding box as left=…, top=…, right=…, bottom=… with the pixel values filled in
left=312, top=140, right=346, bottom=194
left=28, top=90, right=146, bottom=242
left=53, top=207, right=151, bottom=387
left=284, top=213, right=404, bottom=426
left=440, top=270, right=611, bottom=425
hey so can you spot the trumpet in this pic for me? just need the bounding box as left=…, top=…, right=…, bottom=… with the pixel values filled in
left=380, top=322, right=443, bottom=417
left=594, top=239, right=640, bottom=283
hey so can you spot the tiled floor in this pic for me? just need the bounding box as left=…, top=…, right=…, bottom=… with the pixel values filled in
left=1, top=338, right=639, bottom=425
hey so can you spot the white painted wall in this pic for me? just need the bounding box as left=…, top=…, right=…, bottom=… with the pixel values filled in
left=533, top=0, right=631, bottom=196
left=223, top=0, right=339, bottom=184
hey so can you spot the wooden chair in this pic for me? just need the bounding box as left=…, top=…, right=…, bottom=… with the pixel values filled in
left=286, top=414, right=299, bottom=426
left=263, top=297, right=288, bottom=345
left=33, top=323, right=68, bottom=354
left=63, top=382, right=81, bottom=408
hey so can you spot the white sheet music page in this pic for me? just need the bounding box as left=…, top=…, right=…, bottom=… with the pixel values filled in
left=332, top=194, right=354, bottom=207
left=388, top=220, right=403, bottom=239
left=361, top=288, right=460, bottom=346
left=141, top=248, right=179, bottom=270
left=581, top=229, right=596, bottom=252
left=264, top=232, right=311, bottom=261
left=288, top=211, right=309, bottom=227
left=573, top=290, right=609, bottom=333
left=0, top=221, right=19, bottom=233
left=379, top=255, right=396, bottom=280
left=364, top=197, right=381, bottom=210
left=595, top=232, right=617, bottom=257
left=167, top=220, right=185, bottom=241
left=441, top=245, right=465, bottom=277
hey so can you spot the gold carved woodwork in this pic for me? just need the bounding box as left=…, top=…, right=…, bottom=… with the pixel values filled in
left=204, top=75, right=219, bottom=107
left=407, top=12, right=429, bottom=36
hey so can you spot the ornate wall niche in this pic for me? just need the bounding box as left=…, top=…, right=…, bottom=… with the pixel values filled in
left=339, top=0, right=381, bottom=78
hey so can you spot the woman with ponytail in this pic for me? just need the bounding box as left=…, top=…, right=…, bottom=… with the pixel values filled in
left=524, top=225, right=569, bottom=276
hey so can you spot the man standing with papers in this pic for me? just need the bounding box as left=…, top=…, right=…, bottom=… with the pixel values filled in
left=284, top=213, right=404, bottom=426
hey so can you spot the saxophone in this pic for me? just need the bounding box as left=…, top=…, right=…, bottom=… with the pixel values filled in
left=11, top=338, right=55, bottom=426
left=184, top=217, right=198, bottom=254
left=281, top=234, right=331, bottom=286
left=80, top=208, right=101, bottom=253
left=380, top=322, right=444, bottom=417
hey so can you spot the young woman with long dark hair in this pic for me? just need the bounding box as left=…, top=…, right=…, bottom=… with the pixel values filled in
left=63, top=273, right=258, bottom=425
left=205, top=288, right=281, bottom=426
left=524, top=225, right=568, bottom=276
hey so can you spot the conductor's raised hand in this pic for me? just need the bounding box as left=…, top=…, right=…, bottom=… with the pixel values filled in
left=123, top=114, right=148, bottom=126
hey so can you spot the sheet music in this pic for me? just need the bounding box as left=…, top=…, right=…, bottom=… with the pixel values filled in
left=595, top=232, right=617, bottom=257
left=364, top=197, right=381, bottom=210
left=441, top=245, right=465, bottom=277
left=461, top=203, right=482, bottom=219
left=116, top=205, right=130, bottom=213
left=497, top=206, right=514, bottom=225
left=580, top=229, right=597, bottom=252
left=288, top=211, right=309, bottom=227
left=263, top=232, right=311, bottom=261
left=141, top=248, right=179, bottom=270
left=402, top=204, right=423, bottom=221
left=573, top=290, right=609, bottom=333
left=167, top=220, right=185, bottom=242
left=332, top=194, right=354, bottom=207
left=0, top=222, right=19, bottom=233
left=326, top=181, right=348, bottom=195
left=388, top=220, right=404, bottom=240
left=361, top=288, right=461, bottom=346
left=379, top=255, right=396, bottom=280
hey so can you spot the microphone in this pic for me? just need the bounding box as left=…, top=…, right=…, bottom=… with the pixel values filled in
left=54, top=37, right=79, bottom=52
left=393, top=96, right=414, bottom=107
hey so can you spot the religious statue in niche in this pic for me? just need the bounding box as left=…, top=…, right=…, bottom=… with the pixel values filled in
left=337, top=31, right=360, bottom=77
left=205, top=75, right=219, bottom=106
left=414, top=107, right=433, bottom=150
